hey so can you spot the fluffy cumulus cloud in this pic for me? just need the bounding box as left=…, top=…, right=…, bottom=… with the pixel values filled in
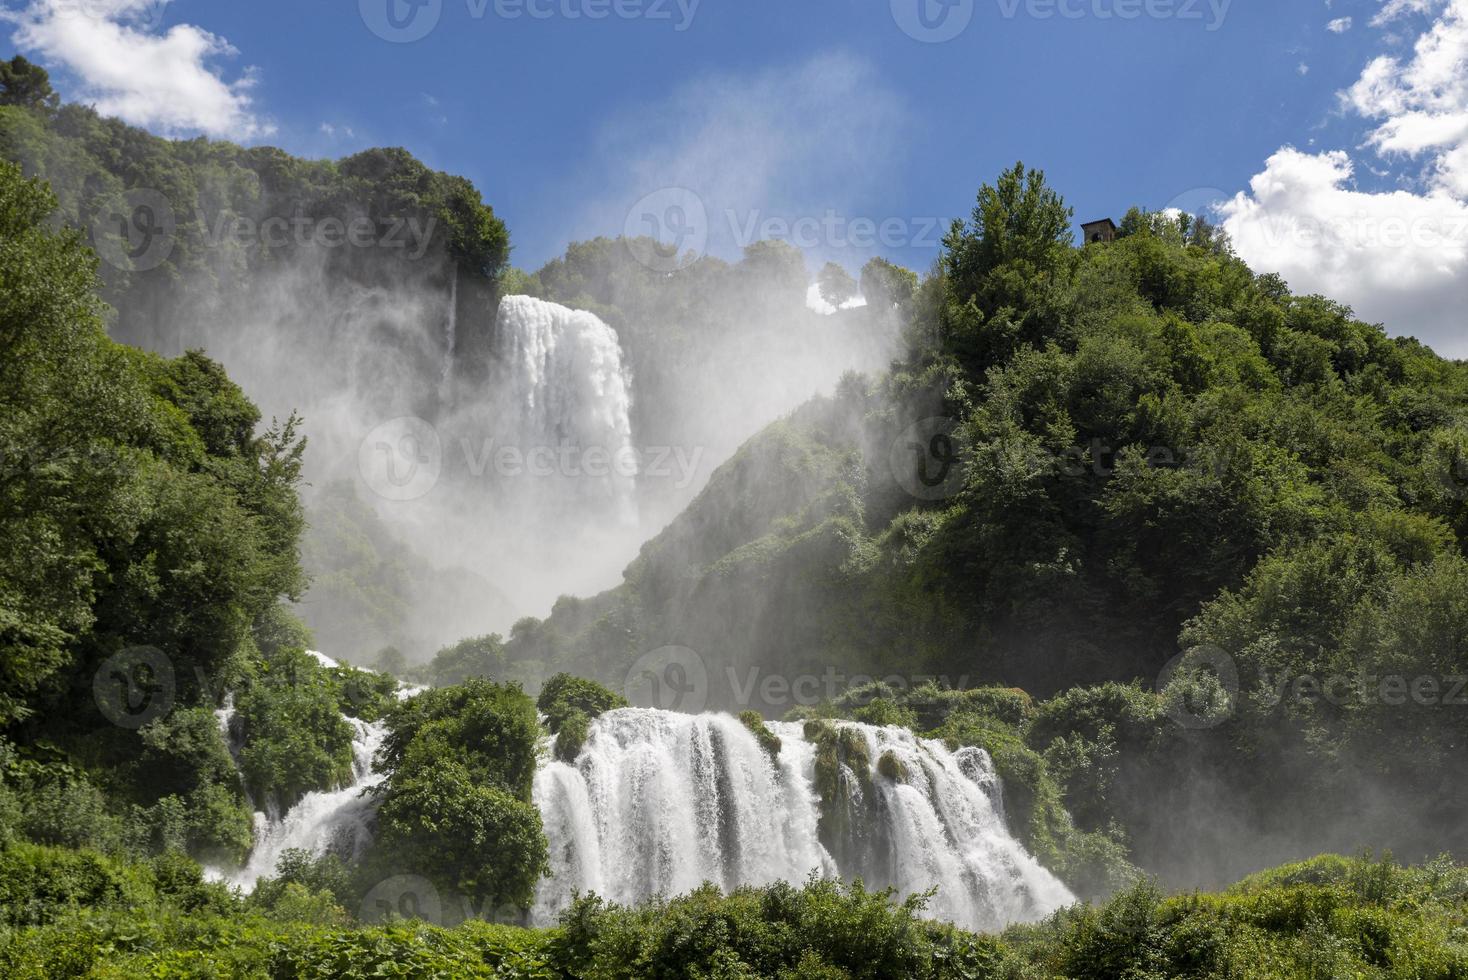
left=1222, top=0, right=1468, bottom=356
left=2, top=0, right=271, bottom=139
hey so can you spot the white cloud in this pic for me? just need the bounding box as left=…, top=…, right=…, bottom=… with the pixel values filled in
left=3, top=0, right=271, bottom=139
left=1372, top=0, right=1444, bottom=27
left=1221, top=0, right=1468, bottom=357
left=1327, top=16, right=1354, bottom=32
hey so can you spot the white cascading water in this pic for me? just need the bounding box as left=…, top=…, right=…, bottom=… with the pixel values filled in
left=208, top=653, right=408, bottom=890
left=494, top=295, right=638, bottom=523
left=213, top=676, right=1074, bottom=932
left=531, top=708, right=1074, bottom=933
left=218, top=715, right=386, bottom=891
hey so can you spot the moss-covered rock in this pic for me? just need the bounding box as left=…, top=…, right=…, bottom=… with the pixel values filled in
left=738, top=711, right=782, bottom=762
left=876, top=751, right=908, bottom=783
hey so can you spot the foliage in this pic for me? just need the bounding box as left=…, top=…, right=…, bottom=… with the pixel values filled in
left=368, top=681, right=548, bottom=912
left=422, top=633, right=509, bottom=688
left=234, top=647, right=356, bottom=811
left=537, top=672, right=628, bottom=734
left=818, top=261, right=858, bottom=307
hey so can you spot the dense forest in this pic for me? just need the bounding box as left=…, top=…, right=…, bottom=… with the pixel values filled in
left=4, top=56, right=1468, bottom=977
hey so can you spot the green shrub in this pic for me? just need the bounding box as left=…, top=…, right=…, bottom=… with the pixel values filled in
left=0, top=843, right=151, bottom=926
left=236, top=648, right=356, bottom=810
left=555, top=709, right=590, bottom=763
left=537, top=673, right=627, bottom=734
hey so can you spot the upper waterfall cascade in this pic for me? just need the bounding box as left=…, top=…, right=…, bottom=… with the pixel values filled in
left=493, top=295, right=638, bottom=522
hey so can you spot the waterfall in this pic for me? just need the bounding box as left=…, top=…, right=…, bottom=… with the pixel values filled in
left=494, top=295, right=638, bottom=523
left=531, top=708, right=1074, bottom=933
left=210, top=653, right=401, bottom=890
left=212, top=691, right=1075, bottom=933
left=218, top=715, right=387, bottom=891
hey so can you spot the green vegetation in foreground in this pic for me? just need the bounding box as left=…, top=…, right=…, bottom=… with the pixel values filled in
left=2, top=850, right=1467, bottom=978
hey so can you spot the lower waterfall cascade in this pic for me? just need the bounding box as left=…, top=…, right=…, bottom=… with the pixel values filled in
left=212, top=693, right=1074, bottom=933
left=531, top=708, right=1074, bottom=932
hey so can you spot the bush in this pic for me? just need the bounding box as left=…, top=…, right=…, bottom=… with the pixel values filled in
left=236, top=647, right=356, bottom=811
left=537, top=673, right=627, bottom=734
left=554, top=709, right=590, bottom=763
left=0, top=843, right=151, bottom=926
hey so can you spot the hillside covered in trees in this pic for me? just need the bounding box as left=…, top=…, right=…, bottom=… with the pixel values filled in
left=499, top=163, right=1468, bottom=887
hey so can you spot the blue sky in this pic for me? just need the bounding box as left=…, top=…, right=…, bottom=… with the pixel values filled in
left=3, top=0, right=1467, bottom=353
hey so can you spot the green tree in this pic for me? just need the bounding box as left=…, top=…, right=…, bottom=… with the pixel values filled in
left=818, top=261, right=858, bottom=307
left=859, top=257, right=917, bottom=311
left=0, top=57, right=57, bottom=113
